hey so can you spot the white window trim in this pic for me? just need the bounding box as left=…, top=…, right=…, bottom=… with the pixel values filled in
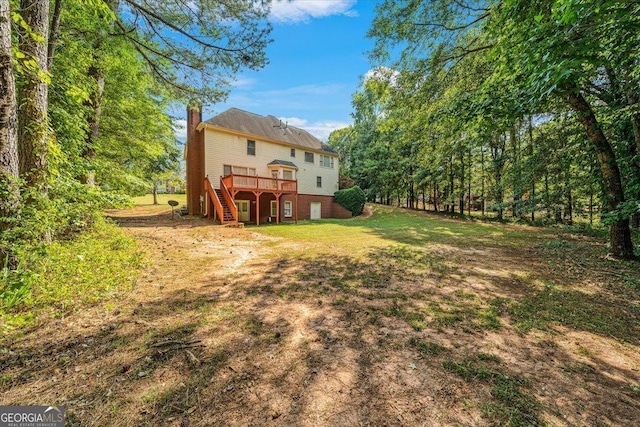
left=320, top=154, right=335, bottom=169
left=224, top=164, right=257, bottom=176
left=284, top=201, right=292, bottom=217
left=304, top=151, right=314, bottom=163
left=270, top=200, right=277, bottom=217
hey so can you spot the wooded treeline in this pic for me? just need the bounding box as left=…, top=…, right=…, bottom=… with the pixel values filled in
left=329, top=0, right=640, bottom=259
left=0, top=0, right=272, bottom=267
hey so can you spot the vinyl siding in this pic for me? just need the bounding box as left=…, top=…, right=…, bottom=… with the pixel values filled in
left=203, top=128, right=339, bottom=196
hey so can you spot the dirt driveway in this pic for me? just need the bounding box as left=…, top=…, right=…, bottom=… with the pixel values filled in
left=2, top=204, right=640, bottom=426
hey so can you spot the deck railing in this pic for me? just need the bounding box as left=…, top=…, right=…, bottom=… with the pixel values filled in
left=219, top=177, right=238, bottom=221
left=203, top=177, right=223, bottom=220
left=221, top=173, right=297, bottom=193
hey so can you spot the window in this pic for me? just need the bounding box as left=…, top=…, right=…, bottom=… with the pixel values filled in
left=320, top=155, right=334, bottom=168
left=247, top=140, right=256, bottom=156
left=224, top=165, right=256, bottom=176
left=305, top=151, right=314, bottom=163
left=284, top=201, right=292, bottom=217
left=290, top=148, right=296, bottom=157
left=316, top=176, right=322, bottom=188
left=270, top=200, right=277, bottom=217
left=283, top=170, right=293, bottom=180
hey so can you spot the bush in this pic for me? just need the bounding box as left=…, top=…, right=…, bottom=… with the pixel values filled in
left=335, top=186, right=366, bottom=216
left=1, top=216, right=143, bottom=332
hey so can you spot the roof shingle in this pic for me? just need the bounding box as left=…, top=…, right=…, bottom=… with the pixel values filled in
left=203, top=108, right=333, bottom=153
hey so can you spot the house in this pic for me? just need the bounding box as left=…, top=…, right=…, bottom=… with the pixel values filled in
left=185, top=106, right=351, bottom=224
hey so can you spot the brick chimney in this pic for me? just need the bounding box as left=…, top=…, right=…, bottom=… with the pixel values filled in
left=186, top=103, right=204, bottom=215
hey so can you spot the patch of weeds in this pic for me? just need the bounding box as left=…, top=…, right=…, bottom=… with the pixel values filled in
left=443, top=354, right=542, bottom=427
left=422, top=295, right=505, bottom=332
left=630, top=384, right=640, bottom=395
left=146, top=352, right=227, bottom=419
left=366, top=307, right=380, bottom=325
left=0, top=264, right=35, bottom=311
left=244, top=314, right=263, bottom=336
left=508, top=288, right=640, bottom=343
left=0, top=374, right=12, bottom=386
left=2, top=218, right=143, bottom=333
left=370, top=246, right=452, bottom=278
left=541, top=239, right=574, bottom=249
left=385, top=303, right=425, bottom=331
left=148, top=323, right=199, bottom=342
left=624, top=275, right=640, bottom=297
left=478, top=306, right=501, bottom=330
left=455, top=290, right=477, bottom=300
left=560, top=363, right=595, bottom=375
left=409, top=337, right=445, bottom=355
left=424, top=301, right=468, bottom=328
left=333, top=295, right=348, bottom=306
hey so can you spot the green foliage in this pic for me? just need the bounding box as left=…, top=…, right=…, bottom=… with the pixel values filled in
left=345, top=0, right=640, bottom=257
left=443, top=354, right=543, bottom=426
left=1, top=217, right=143, bottom=332
left=508, top=286, right=640, bottom=343
left=334, top=185, right=366, bottom=216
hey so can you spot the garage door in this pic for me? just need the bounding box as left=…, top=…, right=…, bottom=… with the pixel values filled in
left=310, top=202, right=321, bottom=220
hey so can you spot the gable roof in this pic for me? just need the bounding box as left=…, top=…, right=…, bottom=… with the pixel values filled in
left=201, top=108, right=335, bottom=153
left=268, top=159, right=298, bottom=169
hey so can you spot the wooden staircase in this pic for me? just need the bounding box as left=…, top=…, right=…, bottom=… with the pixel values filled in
left=204, top=177, right=239, bottom=225
left=215, top=189, right=236, bottom=223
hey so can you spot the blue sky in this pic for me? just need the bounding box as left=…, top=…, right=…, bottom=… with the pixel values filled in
left=176, top=0, right=379, bottom=142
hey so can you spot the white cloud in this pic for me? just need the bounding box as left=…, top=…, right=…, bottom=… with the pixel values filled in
left=280, top=116, right=350, bottom=141
left=269, top=0, right=358, bottom=24
left=174, top=119, right=187, bottom=140
left=363, top=66, right=400, bottom=87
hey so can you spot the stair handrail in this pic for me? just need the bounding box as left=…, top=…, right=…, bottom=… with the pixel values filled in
left=219, top=176, right=238, bottom=221
left=204, top=177, right=225, bottom=223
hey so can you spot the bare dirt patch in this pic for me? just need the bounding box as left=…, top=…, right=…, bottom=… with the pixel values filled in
left=1, top=204, right=639, bottom=426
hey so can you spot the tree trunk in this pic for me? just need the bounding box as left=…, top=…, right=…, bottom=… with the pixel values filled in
left=529, top=116, right=535, bottom=222
left=566, top=90, right=635, bottom=259
left=0, top=0, right=21, bottom=268
left=510, top=125, right=521, bottom=219
left=18, top=0, right=50, bottom=193
left=152, top=183, right=158, bottom=205
left=459, top=150, right=465, bottom=215
left=47, top=0, right=62, bottom=70
left=433, top=181, right=438, bottom=212
left=480, top=145, right=485, bottom=218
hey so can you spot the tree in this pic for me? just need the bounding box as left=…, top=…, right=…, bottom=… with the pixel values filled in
left=0, top=0, right=20, bottom=266
left=368, top=0, right=639, bottom=259
left=17, top=0, right=50, bottom=192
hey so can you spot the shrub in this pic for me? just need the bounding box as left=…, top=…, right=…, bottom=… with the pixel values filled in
left=335, top=186, right=366, bottom=216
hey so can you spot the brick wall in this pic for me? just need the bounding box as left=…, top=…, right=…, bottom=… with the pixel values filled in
left=186, top=105, right=204, bottom=216
left=282, top=194, right=352, bottom=220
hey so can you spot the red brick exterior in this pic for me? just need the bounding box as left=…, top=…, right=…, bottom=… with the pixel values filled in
left=186, top=105, right=204, bottom=215
left=283, top=193, right=352, bottom=221
left=230, top=192, right=352, bottom=223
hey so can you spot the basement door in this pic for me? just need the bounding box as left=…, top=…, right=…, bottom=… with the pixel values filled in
left=310, top=202, right=322, bottom=220
left=236, top=200, right=250, bottom=222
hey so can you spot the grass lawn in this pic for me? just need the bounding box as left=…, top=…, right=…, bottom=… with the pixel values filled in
left=132, top=193, right=186, bottom=206
left=2, top=203, right=639, bottom=426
